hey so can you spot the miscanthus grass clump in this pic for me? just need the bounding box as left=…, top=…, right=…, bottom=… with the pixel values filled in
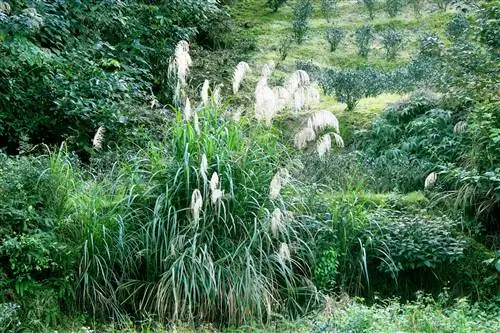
left=72, top=48, right=317, bottom=325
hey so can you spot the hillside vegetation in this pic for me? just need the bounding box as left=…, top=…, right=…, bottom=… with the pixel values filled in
left=0, top=0, right=498, bottom=332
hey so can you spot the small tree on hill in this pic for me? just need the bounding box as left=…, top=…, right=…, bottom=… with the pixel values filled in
left=355, top=24, right=374, bottom=58
left=321, top=0, right=338, bottom=22
left=267, top=0, right=288, bottom=12
left=381, top=29, right=403, bottom=60
left=386, top=0, right=403, bottom=17
left=362, top=0, right=376, bottom=20
left=409, top=0, right=423, bottom=15
left=326, top=27, right=344, bottom=52
left=292, top=0, right=313, bottom=44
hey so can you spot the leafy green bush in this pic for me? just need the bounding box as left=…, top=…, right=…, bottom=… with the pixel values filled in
left=447, top=13, right=469, bottom=40
left=381, top=29, right=403, bottom=60
left=292, top=0, right=313, bottom=44
left=419, top=34, right=444, bottom=57
left=325, top=27, right=344, bottom=52
left=355, top=24, right=374, bottom=58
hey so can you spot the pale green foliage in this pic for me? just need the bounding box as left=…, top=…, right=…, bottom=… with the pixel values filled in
left=361, top=0, right=376, bottom=20
left=321, top=0, right=337, bottom=22
left=385, top=0, right=403, bottom=17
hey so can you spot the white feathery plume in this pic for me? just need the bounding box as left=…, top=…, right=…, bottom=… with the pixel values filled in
left=193, top=111, right=201, bottom=134
left=425, top=172, right=438, bottom=190
left=309, top=110, right=340, bottom=133
left=316, top=134, right=332, bottom=158
left=211, top=189, right=223, bottom=204
left=453, top=121, right=467, bottom=134
left=292, top=86, right=307, bottom=112
left=201, top=79, right=210, bottom=105
left=286, top=70, right=310, bottom=94
left=183, top=98, right=192, bottom=121
left=214, top=83, right=223, bottom=106
left=273, top=86, right=292, bottom=112
left=210, top=172, right=219, bottom=192
left=174, top=40, right=192, bottom=86
left=278, top=243, right=291, bottom=263
left=255, top=85, right=277, bottom=125
left=190, top=189, right=203, bottom=224
left=232, top=61, right=251, bottom=94
left=305, top=86, right=321, bottom=107
left=0, top=2, right=12, bottom=15
left=269, top=171, right=282, bottom=200
left=200, top=154, right=208, bottom=182
left=92, top=126, right=105, bottom=150
left=294, top=127, right=316, bottom=150
left=332, top=132, right=345, bottom=148
left=270, top=208, right=285, bottom=238
left=261, top=63, right=273, bottom=78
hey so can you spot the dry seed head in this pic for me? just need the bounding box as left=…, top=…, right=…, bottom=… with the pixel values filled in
left=190, top=189, right=203, bottom=224
left=0, top=2, right=12, bottom=15
left=174, top=40, right=192, bottom=86
left=425, top=172, right=438, bottom=189
left=286, top=70, right=310, bottom=94
left=214, top=83, right=223, bottom=106
left=92, top=126, right=105, bottom=150
left=294, top=127, right=316, bottom=150
left=278, top=243, right=291, bottom=262
left=332, top=132, right=345, bottom=148
left=309, top=110, right=340, bottom=133
left=317, top=134, right=332, bottom=158
left=269, top=172, right=282, bottom=200
left=210, top=172, right=219, bottom=192
left=201, top=79, right=210, bottom=105
left=200, top=154, right=208, bottom=182
left=232, top=61, right=251, bottom=94
left=273, top=86, right=292, bottom=112
left=270, top=208, right=285, bottom=238
left=261, top=63, right=273, bottom=78
left=193, top=111, right=201, bottom=134
left=454, top=121, right=467, bottom=134
left=211, top=189, right=223, bottom=204
left=183, top=98, right=192, bottom=121
left=255, top=85, right=277, bottom=125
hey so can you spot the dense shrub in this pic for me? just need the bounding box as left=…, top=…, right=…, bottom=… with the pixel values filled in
left=381, top=29, right=403, bottom=60
left=292, top=0, right=313, bottom=44
left=446, top=13, right=469, bottom=40
left=355, top=24, right=374, bottom=58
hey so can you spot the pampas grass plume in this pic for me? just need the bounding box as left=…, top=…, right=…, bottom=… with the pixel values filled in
left=425, top=172, right=438, bottom=189
left=316, top=134, right=332, bottom=158
left=232, top=61, right=250, bottom=94
left=92, top=126, right=105, bottom=150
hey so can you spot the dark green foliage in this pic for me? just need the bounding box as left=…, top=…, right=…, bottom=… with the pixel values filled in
left=355, top=24, right=374, bottom=58
left=385, top=0, right=404, bottom=17
left=292, top=0, right=313, bottom=44
left=381, top=29, right=403, bottom=60
left=446, top=13, right=469, bottom=40
left=267, top=0, right=288, bottom=12
left=362, top=0, right=376, bottom=20
left=321, top=0, right=338, bottom=22
left=419, top=34, right=444, bottom=57
left=0, top=152, right=76, bottom=330
left=325, top=27, right=344, bottom=52
left=0, top=0, right=229, bottom=154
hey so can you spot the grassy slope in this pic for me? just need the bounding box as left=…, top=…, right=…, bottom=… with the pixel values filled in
left=230, top=0, right=452, bottom=129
